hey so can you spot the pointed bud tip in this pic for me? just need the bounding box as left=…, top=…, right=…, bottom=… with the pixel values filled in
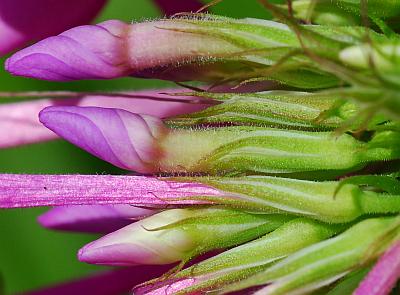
left=39, top=106, right=164, bottom=173
left=6, top=20, right=129, bottom=81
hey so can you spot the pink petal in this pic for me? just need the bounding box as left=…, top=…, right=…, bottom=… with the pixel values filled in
left=0, top=0, right=107, bottom=56
left=0, top=89, right=211, bottom=149
left=38, top=205, right=156, bottom=233
left=20, top=265, right=172, bottom=295
left=0, top=174, right=219, bottom=208
left=354, top=240, right=400, bottom=295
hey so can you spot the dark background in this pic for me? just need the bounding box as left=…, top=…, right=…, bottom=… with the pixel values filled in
left=0, top=0, right=272, bottom=293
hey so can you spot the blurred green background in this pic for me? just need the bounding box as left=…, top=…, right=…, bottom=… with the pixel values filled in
left=0, top=0, right=271, bottom=294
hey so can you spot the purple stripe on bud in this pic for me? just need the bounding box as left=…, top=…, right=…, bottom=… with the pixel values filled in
left=38, top=205, right=156, bottom=233
left=0, top=0, right=107, bottom=56
left=354, top=240, right=400, bottom=295
left=0, top=174, right=219, bottom=208
left=39, top=106, right=166, bottom=173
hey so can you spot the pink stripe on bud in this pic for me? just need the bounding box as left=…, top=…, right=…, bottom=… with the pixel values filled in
left=0, top=174, right=219, bottom=208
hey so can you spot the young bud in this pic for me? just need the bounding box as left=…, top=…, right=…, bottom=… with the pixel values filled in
left=138, top=218, right=339, bottom=294
left=40, top=106, right=400, bottom=176
left=6, top=16, right=373, bottom=87
left=78, top=208, right=289, bottom=266
left=224, top=216, right=400, bottom=294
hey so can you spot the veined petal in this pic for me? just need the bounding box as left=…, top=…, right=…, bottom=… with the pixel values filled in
left=38, top=205, right=156, bottom=233
left=0, top=174, right=219, bottom=208
left=0, top=0, right=107, bottom=56
left=0, top=88, right=210, bottom=149
left=39, top=106, right=166, bottom=173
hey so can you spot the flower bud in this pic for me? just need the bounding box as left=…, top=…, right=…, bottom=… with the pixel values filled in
left=6, top=16, right=371, bottom=87
left=138, top=218, right=339, bottom=294
left=40, top=106, right=400, bottom=177
left=39, top=106, right=166, bottom=174
left=78, top=208, right=289, bottom=266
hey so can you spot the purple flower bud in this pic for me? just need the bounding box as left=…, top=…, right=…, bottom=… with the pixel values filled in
left=6, top=19, right=239, bottom=81
left=0, top=0, right=107, bottom=56
left=39, top=106, right=166, bottom=173
left=6, top=20, right=131, bottom=80
left=0, top=89, right=210, bottom=149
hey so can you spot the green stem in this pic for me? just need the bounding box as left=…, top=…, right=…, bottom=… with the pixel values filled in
left=360, top=191, right=400, bottom=215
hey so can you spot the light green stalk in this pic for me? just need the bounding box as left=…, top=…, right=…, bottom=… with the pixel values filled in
left=174, top=175, right=400, bottom=223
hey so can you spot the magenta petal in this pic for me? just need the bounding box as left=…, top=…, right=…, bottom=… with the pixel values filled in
left=38, top=205, right=156, bottom=233
left=0, top=89, right=210, bottom=149
left=354, top=240, right=400, bottom=295
left=20, top=265, right=172, bottom=295
left=0, top=0, right=107, bottom=56
left=153, top=0, right=204, bottom=16
left=39, top=106, right=165, bottom=172
left=0, top=174, right=218, bottom=208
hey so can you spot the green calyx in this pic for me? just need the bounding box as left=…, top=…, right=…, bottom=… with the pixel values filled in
left=150, top=208, right=291, bottom=263
left=156, top=218, right=340, bottom=295
left=223, top=216, right=400, bottom=294
left=173, top=175, right=400, bottom=223
left=167, top=90, right=386, bottom=130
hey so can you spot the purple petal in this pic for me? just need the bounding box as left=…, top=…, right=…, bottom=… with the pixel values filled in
left=153, top=0, right=205, bottom=16
left=38, top=205, right=156, bottom=233
left=354, top=240, right=400, bottom=295
left=39, top=106, right=165, bottom=173
left=0, top=89, right=210, bottom=149
left=0, top=0, right=107, bottom=56
left=0, top=174, right=220, bottom=208
left=6, top=20, right=129, bottom=80
left=20, top=265, right=172, bottom=295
